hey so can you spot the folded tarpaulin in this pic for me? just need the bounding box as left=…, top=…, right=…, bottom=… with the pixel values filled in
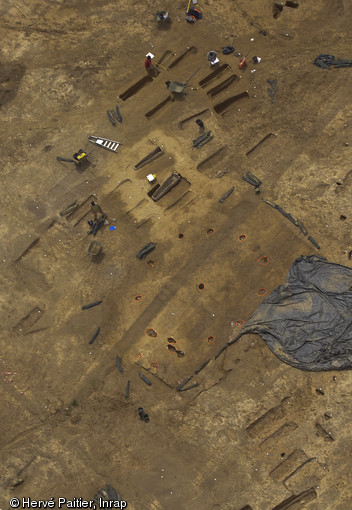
left=313, top=54, right=352, bottom=69
left=313, top=54, right=335, bottom=68
left=222, top=46, right=234, bottom=55
left=238, top=255, right=352, bottom=371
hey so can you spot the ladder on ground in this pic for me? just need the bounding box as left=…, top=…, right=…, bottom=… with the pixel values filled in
left=88, top=135, right=120, bottom=152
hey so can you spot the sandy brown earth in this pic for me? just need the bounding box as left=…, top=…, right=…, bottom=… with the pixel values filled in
left=1, top=0, right=352, bottom=509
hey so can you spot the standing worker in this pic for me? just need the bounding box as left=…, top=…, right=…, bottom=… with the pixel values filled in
left=145, top=55, right=158, bottom=77
left=91, top=201, right=104, bottom=221
left=145, top=55, right=154, bottom=72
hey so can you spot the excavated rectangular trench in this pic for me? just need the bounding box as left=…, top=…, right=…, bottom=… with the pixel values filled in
left=273, top=1, right=299, bottom=18
left=198, top=64, right=230, bottom=87
left=157, top=49, right=174, bottom=67
left=178, top=108, right=211, bottom=129
left=168, top=46, right=197, bottom=69
left=246, top=133, right=277, bottom=157
left=119, top=75, right=153, bottom=101
left=214, top=91, right=249, bottom=114
left=145, top=96, right=173, bottom=119
left=13, top=306, right=45, bottom=334
left=207, top=75, right=239, bottom=97
left=197, top=147, right=228, bottom=173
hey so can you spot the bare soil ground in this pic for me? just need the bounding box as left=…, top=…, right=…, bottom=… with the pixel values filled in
left=1, top=0, right=352, bottom=509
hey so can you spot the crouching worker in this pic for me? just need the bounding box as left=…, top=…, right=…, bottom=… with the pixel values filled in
left=155, top=10, right=171, bottom=22
left=91, top=201, right=105, bottom=221
left=73, top=149, right=87, bottom=165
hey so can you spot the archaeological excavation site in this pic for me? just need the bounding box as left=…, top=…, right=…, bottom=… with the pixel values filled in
left=1, top=0, right=352, bottom=509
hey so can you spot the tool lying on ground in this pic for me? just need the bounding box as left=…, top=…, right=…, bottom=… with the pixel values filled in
left=238, top=49, right=251, bottom=69
left=279, top=32, right=294, bottom=39
left=155, top=61, right=168, bottom=70
left=249, top=20, right=267, bottom=36
left=154, top=50, right=176, bottom=71
left=88, top=135, right=121, bottom=152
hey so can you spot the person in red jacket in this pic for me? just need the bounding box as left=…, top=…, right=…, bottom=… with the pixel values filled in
left=145, top=55, right=154, bottom=71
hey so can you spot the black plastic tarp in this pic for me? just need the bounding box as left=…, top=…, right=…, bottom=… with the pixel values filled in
left=240, top=255, right=352, bottom=371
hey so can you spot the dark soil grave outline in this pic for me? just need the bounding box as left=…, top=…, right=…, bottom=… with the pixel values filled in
left=168, top=46, right=197, bottom=69
left=123, top=198, right=150, bottom=221
left=108, top=178, right=133, bottom=195
left=178, top=109, right=211, bottom=129
left=197, top=147, right=229, bottom=173
left=272, top=488, right=316, bottom=509
left=13, top=306, right=45, bottom=334
left=15, top=237, right=40, bottom=262
left=164, top=189, right=199, bottom=213
left=246, top=133, right=277, bottom=157
left=157, top=49, right=174, bottom=66
left=66, top=194, right=95, bottom=224
left=269, top=449, right=309, bottom=482
left=0, top=63, right=26, bottom=107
